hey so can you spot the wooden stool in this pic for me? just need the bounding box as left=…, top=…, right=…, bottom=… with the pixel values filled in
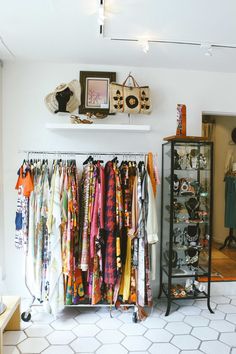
left=0, top=296, right=21, bottom=353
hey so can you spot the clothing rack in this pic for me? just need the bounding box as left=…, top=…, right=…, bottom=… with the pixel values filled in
left=19, top=149, right=156, bottom=323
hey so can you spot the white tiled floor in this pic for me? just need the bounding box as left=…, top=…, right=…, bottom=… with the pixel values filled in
left=3, top=295, right=236, bottom=353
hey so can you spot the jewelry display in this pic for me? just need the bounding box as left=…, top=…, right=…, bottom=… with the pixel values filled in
left=185, top=247, right=199, bottom=268
left=160, top=140, right=213, bottom=316
left=185, top=197, right=200, bottom=220
left=184, top=225, right=199, bottom=243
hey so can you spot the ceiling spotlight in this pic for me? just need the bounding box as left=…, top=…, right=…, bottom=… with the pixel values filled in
left=200, top=43, right=213, bottom=56
left=98, top=1, right=105, bottom=26
left=139, top=39, right=149, bottom=53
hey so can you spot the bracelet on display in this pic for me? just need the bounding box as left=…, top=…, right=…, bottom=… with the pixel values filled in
left=185, top=247, right=199, bottom=268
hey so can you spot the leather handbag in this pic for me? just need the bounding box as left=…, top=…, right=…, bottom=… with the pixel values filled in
left=110, top=74, right=152, bottom=114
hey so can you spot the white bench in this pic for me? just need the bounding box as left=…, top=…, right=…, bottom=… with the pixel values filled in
left=0, top=296, right=21, bottom=353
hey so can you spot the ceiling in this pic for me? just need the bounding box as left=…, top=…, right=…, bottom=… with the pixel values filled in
left=1, top=0, right=236, bottom=72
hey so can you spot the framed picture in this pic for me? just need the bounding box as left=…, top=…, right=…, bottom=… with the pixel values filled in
left=79, top=71, right=116, bottom=116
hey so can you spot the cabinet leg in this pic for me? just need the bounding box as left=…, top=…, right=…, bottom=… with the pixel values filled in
left=158, top=285, right=163, bottom=299
left=207, top=298, right=214, bottom=314
left=165, top=300, right=171, bottom=316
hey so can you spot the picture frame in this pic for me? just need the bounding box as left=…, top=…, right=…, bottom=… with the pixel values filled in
left=79, top=71, right=116, bottom=116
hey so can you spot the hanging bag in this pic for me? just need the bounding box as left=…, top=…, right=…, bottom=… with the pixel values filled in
left=110, top=74, right=152, bottom=114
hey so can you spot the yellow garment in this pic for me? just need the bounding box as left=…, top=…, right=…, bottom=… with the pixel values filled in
left=119, top=236, right=131, bottom=301
left=147, top=152, right=157, bottom=197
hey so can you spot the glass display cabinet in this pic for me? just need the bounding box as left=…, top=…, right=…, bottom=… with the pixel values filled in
left=159, top=138, right=214, bottom=316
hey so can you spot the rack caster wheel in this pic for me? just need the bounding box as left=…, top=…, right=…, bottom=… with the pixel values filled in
left=21, top=311, right=31, bottom=322
left=132, top=311, right=138, bottom=323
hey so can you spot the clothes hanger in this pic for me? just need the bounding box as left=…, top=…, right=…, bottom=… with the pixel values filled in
left=83, top=155, right=93, bottom=165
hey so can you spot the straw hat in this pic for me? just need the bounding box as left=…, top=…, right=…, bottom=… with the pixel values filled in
left=45, top=79, right=81, bottom=114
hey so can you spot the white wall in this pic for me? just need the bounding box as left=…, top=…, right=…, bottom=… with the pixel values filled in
left=2, top=62, right=236, bottom=297
left=0, top=61, right=5, bottom=291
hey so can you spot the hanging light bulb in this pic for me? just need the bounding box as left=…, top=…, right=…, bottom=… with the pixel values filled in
left=200, top=43, right=213, bottom=56
left=138, top=39, right=149, bottom=53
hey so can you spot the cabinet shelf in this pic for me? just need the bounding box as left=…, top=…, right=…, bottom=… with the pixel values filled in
left=162, top=265, right=208, bottom=278
left=45, top=123, right=151, bottom=132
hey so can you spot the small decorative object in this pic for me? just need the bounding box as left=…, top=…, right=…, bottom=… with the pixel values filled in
left=174, top=150, right=181, bottom=169
left=176, top=104, right=186, bottom=136
left=45, top=79, right=81, bottom=114
left=185, top=247, right=199, bottom=268
left=171, top=284, right=186, bottom=298
left=179, top=178, right=195, bottom=196
left=173, top=174, right=180, bottom=195
left=79, top=71, right=116, bottom=117
left=185, top=197, right=200, bottom=220
left=110, top=74, right=151, bottom=114
left=70, top=114, right=93, bottom=124
left=199, top=153, right=208, bottom=169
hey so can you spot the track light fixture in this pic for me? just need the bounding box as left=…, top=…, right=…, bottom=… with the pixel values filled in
left=98, top=0, right=236, bottom=55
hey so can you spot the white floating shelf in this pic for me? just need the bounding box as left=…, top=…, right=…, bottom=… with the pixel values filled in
left=45, top=123, right=151, bottom=132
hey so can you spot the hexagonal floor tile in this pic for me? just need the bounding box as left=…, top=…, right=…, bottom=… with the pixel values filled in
left=122, top=335, right=151, bottom=351
left=96, top=317, right=123, bottom=330
left=3, top=346, right=20, bottom=354
left=201, top=309, right=225, bottom=320
left=211, top=296, right=230, bottom=304
left=118, top=313, right=134, bottom=324
left=194, top=300, right=216, bottom=310
left=3, top=331, right=27, bottom=345
left=33, top=312, right=54, bottom=324
left=160, top=312, right=185, bottom=322
left=51, top=318, right=77, bottom=330
left=142, top=316, right=167, bottom=329
left=75, top=312, right=100, bottom=324
left=191, top=326, right=218, bottom=340
left=120, top=323, right=146, bottom=335
left=96, top=344, right=127, bottom=354
left=70, top=337, right=100, bottom=352
left=25, top=324, right=53, bottom=337
left=165, top=321, right=192, bottom=335
left=209, top=319, right=235, bottom=332
left=47, top=330, right=76, bottom=344
left=18, top=338, right=49, bottom=353
left=144, top=328, right=173, bottom=342
left=232, top=349, right=236, bottom=354
left=171, top=335, right=200, bottom=350
left=226, top=313, right=236, bottom=324
left=174, top=299, right=195, bottom=306
left=72, top=324, right=100, bottom=337
left=42, top=345, right=74, bottom=354
left=231, top=299, right=236, bottom=306
left=96, top=307, right=121, bottom=318
left=217, top=304, right=236, bottom=314
left=184, top=315, right=209, bottom=327
left=156, top=301, right=179, bottom=313
left=178, top=306, right=201, bottom=316
left=149, top=343, right=180, bottom=354
left=96, top=329, right=125, bottom=343
left=220, top=332, right=236, bottom=347
left=179, top=351, right=202, bottom=354
left=200, top=340, right=230, bottom=354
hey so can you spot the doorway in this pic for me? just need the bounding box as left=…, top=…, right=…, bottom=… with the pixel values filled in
left=202, top=114, right=236, bottom=280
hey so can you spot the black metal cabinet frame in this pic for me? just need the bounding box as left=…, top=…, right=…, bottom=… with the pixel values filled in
left=159, top=139, right=214, bottom=316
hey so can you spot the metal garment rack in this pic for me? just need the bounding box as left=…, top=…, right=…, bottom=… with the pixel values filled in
left=20, top=149, right=149, bottom=321
left=21, top=150, right=148, bottom=160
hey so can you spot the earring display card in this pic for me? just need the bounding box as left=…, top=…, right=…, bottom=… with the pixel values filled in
left=159, top=139, right=213, bottom=316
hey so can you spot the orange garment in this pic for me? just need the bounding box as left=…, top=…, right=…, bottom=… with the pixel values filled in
left=15, top=165, right=34, bottom=197
left=147, top=152, right=157, bottom=197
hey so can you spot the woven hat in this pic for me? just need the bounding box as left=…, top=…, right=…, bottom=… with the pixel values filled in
left=232, top=128, right=236, bottom=144
left=45, top=79, right=81, bottom=114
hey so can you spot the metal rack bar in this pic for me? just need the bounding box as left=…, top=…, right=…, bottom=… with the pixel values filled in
left=20, top=150, right=148, bottom=156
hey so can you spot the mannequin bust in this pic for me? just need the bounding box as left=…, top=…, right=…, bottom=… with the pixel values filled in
left=55, top=87, right=73, bottom=113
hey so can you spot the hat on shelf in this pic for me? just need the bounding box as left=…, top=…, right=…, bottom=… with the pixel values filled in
left=231, top=127, right=236, bottom=144
left=45, top=79, right=81, bottom=114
